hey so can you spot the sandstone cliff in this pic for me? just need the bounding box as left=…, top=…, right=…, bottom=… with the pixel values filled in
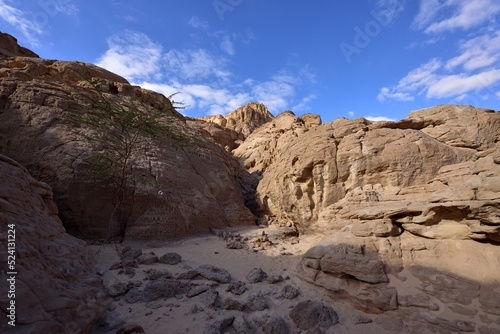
left=195, top=102, right=274, bottom=146
left=0, top=154, right=105, bottom=333
left=0, top=33, right=255, bottom=240
left=235, top=105, right=500, bottom=332
left=237, top=106, right=499, bottom=241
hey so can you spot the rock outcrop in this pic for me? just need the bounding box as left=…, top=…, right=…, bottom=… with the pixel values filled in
left=0, top=33, right=255, bottom=240
left=237, top=105, right=499, bottom=239
left=0, top=33, right=38, bottom=58
left=197, top=102, right=274, bottom=141
left=234, top=104, right=500, bottom=332
left=0, top=154, right=105, bottom=333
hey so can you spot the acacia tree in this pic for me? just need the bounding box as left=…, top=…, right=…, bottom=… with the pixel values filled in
left=63, top=67, right=186, bottom=240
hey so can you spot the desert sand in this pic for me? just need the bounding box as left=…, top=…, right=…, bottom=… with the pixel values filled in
left=88, top=225, right=387, bottom=334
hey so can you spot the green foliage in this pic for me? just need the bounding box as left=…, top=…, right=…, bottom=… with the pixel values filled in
left=61, top=65, right=187, bottom=239
left=63, top=66, right=185, bottom=188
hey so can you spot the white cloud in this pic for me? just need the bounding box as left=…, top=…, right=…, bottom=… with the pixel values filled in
left=496, top=91, right=500, bottom=98
left=291, top=94, right=317, bottom=112
left=427, top=69, right=500, bottom=98
left=348, top=111, right=355, bottom=117
left=377, top=88, right=415, bottom=102
left=138, top=82, right=253, bottom=116
left=139, top=71, right=313, bottom=116
left=163, top=48, right=231, bottom=81
left=137, top=82, right=196, bottom=110
left=0, top=0, right=43, bottom=45
left=366, top=116, right=396, bottom=122
left=446, top=32, right=500, bottom=71
left=378, top=29, right=500, bottom=102
left=375, top=0, right=406, bottom=25
left=378, top=59, right=443, bottom=102
left=188, top=16, right=209, bottom=30
left=252, top=80, right=294, bottom=112
left=0, top=0, right=78, bottom=46
left=220, top=36, right=235, bottom=56
left=97, top=31, right=316, bottom=117
left=407, top=36, right=442, bottom=49
left=395, top=58, right=442, bottom=91
left=96, top=31, right=163, bottom=82
left=413, top=0, right=500, bottom=34
left=454, top=94, right=468, bottom=102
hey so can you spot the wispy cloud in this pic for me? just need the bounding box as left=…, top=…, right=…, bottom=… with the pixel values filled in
left=96, top=30, right=316, bottom=117
left=188, top=16, right=210, bottom=30
left=0, top=0, right=78, bottom=46
left=413, top=0, right=500, bottom=34
left=292, top=94, right=317, bottom=112
left=446, top=32, right=500, bottom=71
left=97, top=30, right=233, bottom=84
left=47, top=1, right=78, bottom=16
left=379, top=29, right=500, bottom=102
left=427, top=69, right=500, bottom=98
left=365, top=116, right=397, bottom=122
left=378, top=88, right=415, bottom=102
left=163, top=48, right=231, bottom=81
left=96, top=31, right=163, bottom=82
left=219, top=35, right=235, bottom=56
left=121, top=15, right=137, bottom=22
left=138, top=66, right=316, bottom=117
left=375, top=0, right=407, bottom=24
left=378, top=58, right=441, bottom=101
left=0, top=0, right=43, bottom=45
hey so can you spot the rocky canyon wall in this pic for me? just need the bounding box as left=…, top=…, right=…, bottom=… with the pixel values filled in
left=0, top=33, right=255, bottom=240
left=234, top=105, right=500, bottom=332
left=0, top=154, right=105, bottom=333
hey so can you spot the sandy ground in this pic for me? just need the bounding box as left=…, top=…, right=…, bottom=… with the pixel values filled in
left=88, top=226, right=390, bottom=334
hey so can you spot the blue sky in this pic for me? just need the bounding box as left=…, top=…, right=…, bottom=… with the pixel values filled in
left=1, top=0, right=500, bottom=122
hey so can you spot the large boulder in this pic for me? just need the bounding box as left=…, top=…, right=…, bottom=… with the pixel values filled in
left=0, top=33, right=255, bottom=240
left=297, top=233, right=500, bottom=332
left=0, top=154, right=105, bottom=333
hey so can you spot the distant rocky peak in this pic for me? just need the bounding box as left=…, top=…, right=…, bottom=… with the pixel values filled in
left=226, top=102, right=274, bottom=125
left=0, top=32, right=39, bottom=58
left=198, top=102, right=274, bottom=139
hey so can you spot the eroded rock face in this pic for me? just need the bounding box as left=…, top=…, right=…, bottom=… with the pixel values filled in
left=237, top=105, right=499, bottom=243
left=0, top=32, right=39, bottom=58
left=233, top=103, right=500, bottom=332
left=198, top=102, right=274, bottom=140
left=0, top=33, right=255, bottom=240
left=0, top=154, right=105, bottom=333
